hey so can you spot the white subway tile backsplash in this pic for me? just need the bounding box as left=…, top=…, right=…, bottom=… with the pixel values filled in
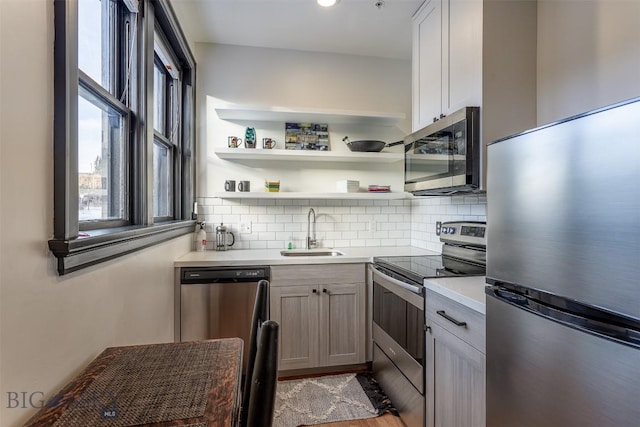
left=456, top=204, right=471, bottom=215
left=284, top=205, right=300, bottom=214
left=267, top=223, right=285, bottom=232
left=275, top=215, right=293, bottom=223
left=196, top=195, right=486, bottom=251
left=342, top=214, right=357, bottom=222
left=374, top=214, right=389, bottom=223
left=379, top=222, right=397, bottom=231
left=231, top=205, right=250, bottom=215
left=341, top=231, right=359, bottom=240
left=471, top=204, right=487, bottom=216
left=284, top=223, right=302, bottom=232
left=317, top=222, right=335, bottom=232
left=249, top=205, right=268, bottom=214
left=258, top=231, right=276, bottom=241
left=249, top=240, right=267, bottom=249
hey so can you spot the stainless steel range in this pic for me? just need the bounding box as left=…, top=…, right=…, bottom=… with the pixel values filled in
left=371, top=221, right=486, bottom=427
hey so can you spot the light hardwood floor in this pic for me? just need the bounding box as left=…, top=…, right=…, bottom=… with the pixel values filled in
left=315, top=413, right=405, bottom=427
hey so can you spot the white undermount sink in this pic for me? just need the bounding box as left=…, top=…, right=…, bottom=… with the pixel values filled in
left=280, top=249, right=344, bottom=257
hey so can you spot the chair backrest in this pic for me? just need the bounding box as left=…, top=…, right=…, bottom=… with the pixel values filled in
left=241, top=279, right=270, bottom=427
left=246, top=320, right=279, bottom=427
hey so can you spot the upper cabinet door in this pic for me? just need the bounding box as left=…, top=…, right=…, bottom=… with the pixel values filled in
left=445, top=0, right=482, bottom=115
left=413, top=0, right=482, bottom=131
left=413, top=0, right=443, bottom=131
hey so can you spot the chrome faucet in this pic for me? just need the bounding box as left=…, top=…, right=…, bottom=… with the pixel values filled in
left=306, top=208, right=317, bottom=249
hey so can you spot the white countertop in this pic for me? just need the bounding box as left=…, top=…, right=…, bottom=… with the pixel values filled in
left=175, top=246, right=438, bottom=267
left=424, top=276, right=488, bottom=315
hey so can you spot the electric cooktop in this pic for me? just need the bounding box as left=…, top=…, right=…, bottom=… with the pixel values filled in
left=374, top=255, right=486, bottom=286
left=374, top=221, right=488, bottom=286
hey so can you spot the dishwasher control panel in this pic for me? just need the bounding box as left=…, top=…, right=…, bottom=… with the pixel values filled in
left=181, top=266, right=270, bottom=284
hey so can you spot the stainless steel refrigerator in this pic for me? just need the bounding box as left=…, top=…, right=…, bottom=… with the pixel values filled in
left=485, top=98, right=640, bottom=427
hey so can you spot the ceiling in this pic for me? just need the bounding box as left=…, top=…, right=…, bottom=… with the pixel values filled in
left=168, top=0, right=424, bottom=60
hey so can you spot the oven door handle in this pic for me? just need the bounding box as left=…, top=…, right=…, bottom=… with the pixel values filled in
left=372, top=266, right=424, bottom=296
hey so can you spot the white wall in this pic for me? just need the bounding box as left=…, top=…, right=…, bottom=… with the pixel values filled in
left=537, top=0, right=640, bottom=124
left=0, top=2, right=190, bottom=425
left=194, top=43, right=411, bottom=196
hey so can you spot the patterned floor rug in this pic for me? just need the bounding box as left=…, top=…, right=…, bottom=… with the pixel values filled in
left=272, top=372, right=397, bottom=427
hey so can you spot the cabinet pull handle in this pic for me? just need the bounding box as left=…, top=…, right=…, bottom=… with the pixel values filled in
left=436, top=310, right=467, bottom=327
left=312, top=289, right=317, bottom=294
left=322, top=288, right=328, bottom=294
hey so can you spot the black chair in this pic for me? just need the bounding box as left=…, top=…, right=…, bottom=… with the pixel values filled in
left=246, top=320, right=279, bottom=427
left=240, top=279, right=270, bottom=427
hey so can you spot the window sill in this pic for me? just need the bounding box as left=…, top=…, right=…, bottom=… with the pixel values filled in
left=48, top=220, right=196, bottom=275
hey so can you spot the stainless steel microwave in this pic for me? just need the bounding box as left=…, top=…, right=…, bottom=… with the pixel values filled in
left=404, top=106, right=481, bottom=195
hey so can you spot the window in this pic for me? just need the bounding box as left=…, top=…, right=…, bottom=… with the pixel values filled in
left=76, top=0, right=132, bottom=228
left=153, top=29, right=180, bottom=220
left=77, top=86, right=128, bottom=225
left=50, top=0, right=196, bottom=275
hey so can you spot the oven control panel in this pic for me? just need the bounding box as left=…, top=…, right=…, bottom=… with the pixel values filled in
left=439, top=221, right=486, bottom=247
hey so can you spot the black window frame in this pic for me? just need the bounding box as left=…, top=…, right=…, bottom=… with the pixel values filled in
left=152, top=26, right=181, bottom=222
left=49, top=0, right=196, bottom=275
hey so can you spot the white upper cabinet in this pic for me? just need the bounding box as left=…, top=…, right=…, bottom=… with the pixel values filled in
left=413, top=0, right=443, bottom=129
left=412, top=0, right=537, bottom=142
left=413, top=0, right=482, bottom=131
left=445, top=0, right=482, bottom=115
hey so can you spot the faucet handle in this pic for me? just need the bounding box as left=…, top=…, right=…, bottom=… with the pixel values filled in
left=306, top=237, right=317, bottom=249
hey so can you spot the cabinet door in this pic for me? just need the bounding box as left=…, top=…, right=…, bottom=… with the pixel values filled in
left=444, top=0, right=482, bottom=115
left=270, top=285, right=320, bottom=370
left=413, top=0, right=443, bottom=131
left=319, top=283, right=366, bottom=366
left=425, top=322, right=485, bottom=427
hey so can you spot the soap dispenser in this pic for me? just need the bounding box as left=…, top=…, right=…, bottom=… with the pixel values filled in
left=196, top=222, right=207, bottom=252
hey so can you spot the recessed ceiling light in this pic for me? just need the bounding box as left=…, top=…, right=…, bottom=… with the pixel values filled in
left=317, top=0, right=338, bottom=7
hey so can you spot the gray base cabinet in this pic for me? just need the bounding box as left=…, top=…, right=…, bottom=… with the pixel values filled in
left=425, top=289, right=486, bottom=427
left=270, top=264, right=366, bottom=371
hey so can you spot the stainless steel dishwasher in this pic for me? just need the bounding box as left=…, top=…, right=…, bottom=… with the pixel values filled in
left=179, top=266, right=270, bottom=373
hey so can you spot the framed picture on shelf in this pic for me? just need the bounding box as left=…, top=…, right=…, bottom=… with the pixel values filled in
left=285, top=122, right=330, bottom=150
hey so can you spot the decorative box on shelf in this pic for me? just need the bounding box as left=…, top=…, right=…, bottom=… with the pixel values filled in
left=337, top=180, right=360, bottom=193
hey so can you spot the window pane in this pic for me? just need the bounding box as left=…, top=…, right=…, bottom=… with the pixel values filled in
left=78, top=90, right=127, bottom=222
left=153, top=142, right=173, bottom=218
left=154, top=61, right=166, bottom=133
left=78, top=0, right=113, bottom=90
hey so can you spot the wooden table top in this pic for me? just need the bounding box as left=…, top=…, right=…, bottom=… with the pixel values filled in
left=24, top=339, right=243, bottom=427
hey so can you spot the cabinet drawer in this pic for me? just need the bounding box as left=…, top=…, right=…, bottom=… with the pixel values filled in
left=425, top=290, right=485, bottom=353
left=271, top=264, right=365, bottom=287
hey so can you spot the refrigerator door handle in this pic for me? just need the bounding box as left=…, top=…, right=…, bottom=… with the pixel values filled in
left=493, top=287, right=529, bottom=305
left=486, top=285, right=640, bottom=349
